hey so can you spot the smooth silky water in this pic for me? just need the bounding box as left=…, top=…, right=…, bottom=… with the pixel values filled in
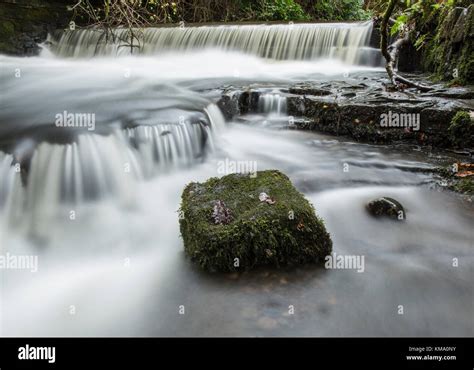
left=0, top=23, right=472, bottom=336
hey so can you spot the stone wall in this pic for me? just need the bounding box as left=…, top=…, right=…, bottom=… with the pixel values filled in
left=0, top=0, right=71, bottom=55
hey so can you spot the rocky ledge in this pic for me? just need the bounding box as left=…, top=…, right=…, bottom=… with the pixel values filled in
left=217, top=72, right=474, bottom=150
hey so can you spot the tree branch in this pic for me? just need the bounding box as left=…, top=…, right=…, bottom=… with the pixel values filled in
left=380, top=0, right=432, bottom=92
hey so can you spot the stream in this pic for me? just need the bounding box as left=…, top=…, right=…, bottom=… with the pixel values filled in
left=0, top=22, right=472, bottom=336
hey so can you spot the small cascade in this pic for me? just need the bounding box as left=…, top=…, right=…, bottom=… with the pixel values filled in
left=0, top=152, right=24, bottom=232
left=0, top=104, right=224, bottom=237
left=0, top=152, right=22, bottom=211
left=50, top=22, right=381, bottom=66
left=125, top=121, right=207, bottom=177
left=258, top=93, right=287, bottom=116
left=0, top=152, right=17, bottom=208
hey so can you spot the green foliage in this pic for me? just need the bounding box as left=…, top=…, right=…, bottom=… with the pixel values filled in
left=448, top=111, right=474, bottom=148
left=76, top=0, right=373, bottom=24
left=179, top=170, right=332, bottom=272
left=391, top=14, right=408, bottom=36
left=421, top=2, right=473, bottom=84
left=311, top=0, right=372, bottom=21
left=376, top=0, right=473, bottom=85
left=254, top=0, right=310, bottom=21
left=414, top=33, right=427, bottom=50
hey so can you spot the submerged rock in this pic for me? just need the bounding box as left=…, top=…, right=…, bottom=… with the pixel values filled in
left=179, top=170, right=332, bottom=272
left=366, top=197, right=406, bottom=220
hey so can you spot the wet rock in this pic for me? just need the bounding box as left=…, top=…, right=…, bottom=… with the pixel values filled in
left=366, top=197, right=406, bottom=220
left=179, top=170, right=332, bottom=272
left=238, top=90, right=261, bottom=115
left=285, top=78, right=471, bottom=148
left=216, top=93, right=240, bottom=120
left=218, top=76, right=472, bottom=149
left=288, top=84, right=331, bottom=96
left=0, top=0, right=69, bottom=56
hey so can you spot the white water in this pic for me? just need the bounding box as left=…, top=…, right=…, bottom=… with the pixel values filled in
left=0, top=23, right=472, bottom=337
left=259, top=92, right=287, bottom=116
left=50, top=22, right=382, bottom=66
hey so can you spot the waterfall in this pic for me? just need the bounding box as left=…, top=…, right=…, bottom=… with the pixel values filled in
left=0, top=152, right=24, bottom=234
left=0, top=104, right=224, bottom=237
left=0, top=152, right=22, bottom=211
left=50, top=22, right=381, bottom=65
left=0, top=152, right=17, bottom=208
left=259, top=93, right=287, bottom=116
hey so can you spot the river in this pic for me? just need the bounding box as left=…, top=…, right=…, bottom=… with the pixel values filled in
left=0, top=22, right=472, bottom=336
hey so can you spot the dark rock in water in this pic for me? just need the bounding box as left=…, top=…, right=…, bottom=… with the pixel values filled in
left=217, top=92, right=240, bottom=120
left=238, top=90, right=261, bottom=115
left=366, top=197, right=406, bottom=220
left=179, top=170, right=332, bottom=272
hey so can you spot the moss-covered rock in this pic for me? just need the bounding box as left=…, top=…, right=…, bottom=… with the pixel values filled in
left=448, top=111, right=474, bottom=148
left=179, top=170, right=332, bottom=272
left=419, top=4, right=474, bottom=85
left=0, top=0, right=70, bottom=55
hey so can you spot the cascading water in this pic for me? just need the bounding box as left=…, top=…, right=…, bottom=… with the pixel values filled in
left=0, top=20, right=472, bottom=338
left=0, top=152, right=23, bottom=225
left=50, top=22, right=382, bottom=66
left=258, top=93, right=287, bottom=116
left=0, top=107, right=223, bottom=238
left=0, top=152, right=17, bottom=208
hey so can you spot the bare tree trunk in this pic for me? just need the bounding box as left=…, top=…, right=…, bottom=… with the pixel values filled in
left=380, top=0, right=432, bottom=92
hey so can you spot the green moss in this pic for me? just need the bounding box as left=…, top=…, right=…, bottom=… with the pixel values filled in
left=457, top=42, right=474, bottom=85
left=448, top=111, right=474, bottom=148
left=0, top=21, right=15, bottom=39
left=453, top=177, right=474, bottom=195
left=419, top=4, right=474, bottom=85
left=179, top=170, right=332, bottom=272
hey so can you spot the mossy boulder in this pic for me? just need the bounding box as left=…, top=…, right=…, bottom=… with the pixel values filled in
left=179, top=170, right=332, bottom=272
left=448, top=111, right=474, bottom=148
